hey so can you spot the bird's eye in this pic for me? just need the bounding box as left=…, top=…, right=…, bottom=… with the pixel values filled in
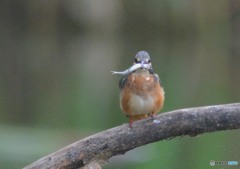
left=135, top=58, right=140, bottom=63
left=147, top=59, right=151, bottom=63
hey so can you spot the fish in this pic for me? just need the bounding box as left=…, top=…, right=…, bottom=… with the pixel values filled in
left=111, top=63, right=151, bottom=76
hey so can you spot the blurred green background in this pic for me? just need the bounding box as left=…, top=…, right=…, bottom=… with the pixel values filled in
left=0, top=1, right=240, bottom=169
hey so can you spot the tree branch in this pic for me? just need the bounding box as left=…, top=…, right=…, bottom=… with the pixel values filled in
left=23, top=103, right=240, bottom=169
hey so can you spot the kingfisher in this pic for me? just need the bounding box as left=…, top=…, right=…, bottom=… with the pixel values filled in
left=112, top=51, right=165, bottom=126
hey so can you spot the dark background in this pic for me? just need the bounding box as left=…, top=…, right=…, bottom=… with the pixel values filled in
left=0, top=1, right=239, bottom=169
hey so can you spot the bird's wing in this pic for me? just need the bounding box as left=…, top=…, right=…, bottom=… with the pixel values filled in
left=119, top=74, right=129, bottom=89
left=153, top=73, right=163, bottom=87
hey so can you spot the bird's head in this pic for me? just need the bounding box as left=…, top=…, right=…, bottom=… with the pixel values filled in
left=134, top=51, right=152, bottom=71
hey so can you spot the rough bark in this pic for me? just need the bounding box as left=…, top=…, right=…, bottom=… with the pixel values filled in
left=23, top=103, right=240, bottom=169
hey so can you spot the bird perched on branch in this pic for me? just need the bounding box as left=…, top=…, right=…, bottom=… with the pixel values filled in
left=112, top=51, right=165, bottom=127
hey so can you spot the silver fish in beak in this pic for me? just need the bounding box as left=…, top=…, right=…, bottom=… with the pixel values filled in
left=111, top=63, right=151, bottom=76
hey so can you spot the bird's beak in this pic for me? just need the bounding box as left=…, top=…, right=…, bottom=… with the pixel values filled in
left=141, top=60, right=144, bottom=67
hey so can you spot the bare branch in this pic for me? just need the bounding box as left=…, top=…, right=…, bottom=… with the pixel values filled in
left=23, top=103, right=240, bottom=169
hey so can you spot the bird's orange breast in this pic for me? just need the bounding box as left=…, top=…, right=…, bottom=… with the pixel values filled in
left=120, top=70, right=164, bottom=121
